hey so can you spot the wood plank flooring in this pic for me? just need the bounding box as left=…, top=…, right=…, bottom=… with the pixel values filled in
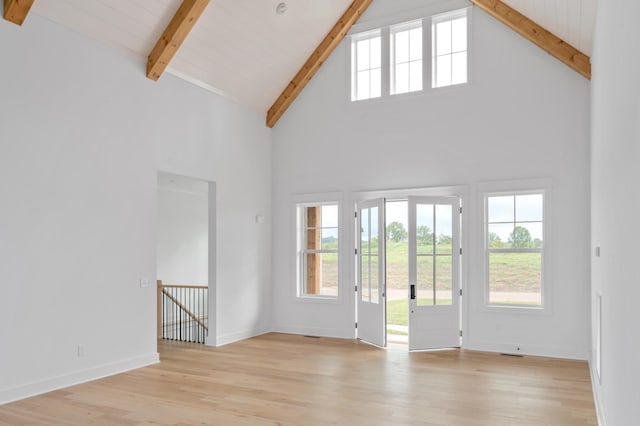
left=0, top=333, right=597, bottom=425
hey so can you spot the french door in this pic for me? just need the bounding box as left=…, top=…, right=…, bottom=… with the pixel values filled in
left=408, top=196, right=461, bottom=350
left=356, top=198, right=386, bottom=347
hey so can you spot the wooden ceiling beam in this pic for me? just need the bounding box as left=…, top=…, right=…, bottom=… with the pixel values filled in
left=266, top=0, right=373, bottom=128
left=147, top=0, right=209, bottom=81
left=470, top=0, right=591, bottom=80
left=3, top=0, right=35, bottom=26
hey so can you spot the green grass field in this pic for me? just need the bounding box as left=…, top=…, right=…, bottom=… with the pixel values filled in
left=386, top=241, right=540, bottom=291
left=387, top=298, right=408, bottom=326
left=318, top=239, right=541, bottom=310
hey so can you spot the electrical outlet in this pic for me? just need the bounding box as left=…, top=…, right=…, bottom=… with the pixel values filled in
left=77, top=344, right=85, bottom=357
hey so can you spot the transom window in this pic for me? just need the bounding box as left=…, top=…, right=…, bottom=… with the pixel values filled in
left=297, top=203, right=339, bottom=298
left=351, top=29, right=382, bottom=101
left=431, top=9, right=467, bottom=87
left=350, top=8, right=469, bottom=102
left=486, top=193, right=544, bottom=307
left=432, top=9, right=468, bottom=88
left=390, top=20, right=423, bottom=95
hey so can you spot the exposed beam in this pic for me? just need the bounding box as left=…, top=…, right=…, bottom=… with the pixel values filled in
left=3, top=0, right=35, bottom=26
left=470, top=0, right=590, bottom=80
left=146, top=0, right=209, bottom=81
left=266, top=0, right=373, bottom=128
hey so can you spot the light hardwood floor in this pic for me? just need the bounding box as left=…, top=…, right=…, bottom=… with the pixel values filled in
left=0, top=333, right=597, bottom=425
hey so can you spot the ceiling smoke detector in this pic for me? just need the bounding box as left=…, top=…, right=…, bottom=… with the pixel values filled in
left=276, top=2, right=287, bottom=15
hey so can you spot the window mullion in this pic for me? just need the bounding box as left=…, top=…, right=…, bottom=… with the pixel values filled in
left=424, top=17, right=432, bottom=91
left=381, top=26, right=390, bottom=98
left=351, top=37, right=357, bottom=101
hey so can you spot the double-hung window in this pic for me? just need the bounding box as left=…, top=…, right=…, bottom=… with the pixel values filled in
left=486, top=192, right=544, bottom=307
left=297, top=203, right=339, bottom=298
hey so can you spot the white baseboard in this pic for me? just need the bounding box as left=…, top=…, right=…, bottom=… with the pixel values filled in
left=213, top=327, right=271, bottom=347
left=463, top=340, right=588, bottom=360
left=0, top=352, right=159, bottom=405
left=271, top=324, right=356, bottom=340
left=588, top=359, right=607, bottom=426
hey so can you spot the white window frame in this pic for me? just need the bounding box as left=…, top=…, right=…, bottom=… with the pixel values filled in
left=349, top=7, right=471, bottom=103
left=431, top=7, right=469, bottom=89
left=293, top=193, right=343, bottom=303
left=350, top=29, right=382, bottom=102
left=390, top=19, right=423, bottom=96
left=479, top=179, right=552, bottom=314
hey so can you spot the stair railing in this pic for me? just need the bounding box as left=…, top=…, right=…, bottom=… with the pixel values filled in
left=157, top=280, right=208, bottom=344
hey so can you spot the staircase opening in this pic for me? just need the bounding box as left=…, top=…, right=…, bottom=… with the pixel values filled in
left=156, top=172, right=212, bottom=344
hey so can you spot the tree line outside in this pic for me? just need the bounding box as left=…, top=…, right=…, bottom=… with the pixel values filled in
left=489, top=225, right=542, bottom=249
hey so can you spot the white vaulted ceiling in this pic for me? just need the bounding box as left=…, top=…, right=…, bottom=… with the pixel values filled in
left=28, top=0, right=596, bottom=115
left=502, top=0, right=597, bottom=55
left=31, top=0, right=352, bottom=112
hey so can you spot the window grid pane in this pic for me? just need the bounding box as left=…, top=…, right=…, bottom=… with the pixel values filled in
left=370, top=37, right=381, bottom=68
left=489, top=252, right=542, bottom=306
left=416, top=254, right=434, bottom=306
left=370, top=68, right=382, bottom=98
left=357, top=39, right=370, bottom=71
left=395, top=62, right=409, bottom=94
left=361, top=254, right=370, bottom=302
left=409, top=28, right=422, bottom=60
left=435, top=255, right=453, bottom=305
left=396, top=31, right=409, bottom=63
left=451, top=51, right=467, bottom=85
left=409, top=60, right=423, bottom=92
left=435, top=54, right=452, bottom=87
left=357, top=71, right=370, bottom=101
left=370, top=254, right=379, bottom=304
left=451, top=17, right=467, bottom=52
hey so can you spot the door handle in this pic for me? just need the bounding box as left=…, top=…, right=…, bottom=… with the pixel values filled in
left=410, top=284, right=416, bottom=300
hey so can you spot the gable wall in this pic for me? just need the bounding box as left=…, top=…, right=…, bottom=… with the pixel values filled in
left=272, top=1, right=591, bottom=359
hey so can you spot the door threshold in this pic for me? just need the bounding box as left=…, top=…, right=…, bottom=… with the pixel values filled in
left=408, top=347, right=460, bottom=353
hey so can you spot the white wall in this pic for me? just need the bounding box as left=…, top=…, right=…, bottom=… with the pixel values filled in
left=0, top=14, right=271, bottom=403
left=591, top=0, right=640, bottom=424
left=157, top=185, right=208, bottom=285
left=271, top=1, right=591, bottom=359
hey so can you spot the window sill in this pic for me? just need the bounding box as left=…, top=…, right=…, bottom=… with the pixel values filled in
left=482, top=304, right=551, bottom=316
left=295, top=295, right=342, bottom=305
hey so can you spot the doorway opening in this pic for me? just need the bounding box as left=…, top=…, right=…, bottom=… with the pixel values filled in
left=385, top=200, right=409, bottom=344
left=356, top=193, right=462, bottom=351
left=156, top=172, right=212, bottom=344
